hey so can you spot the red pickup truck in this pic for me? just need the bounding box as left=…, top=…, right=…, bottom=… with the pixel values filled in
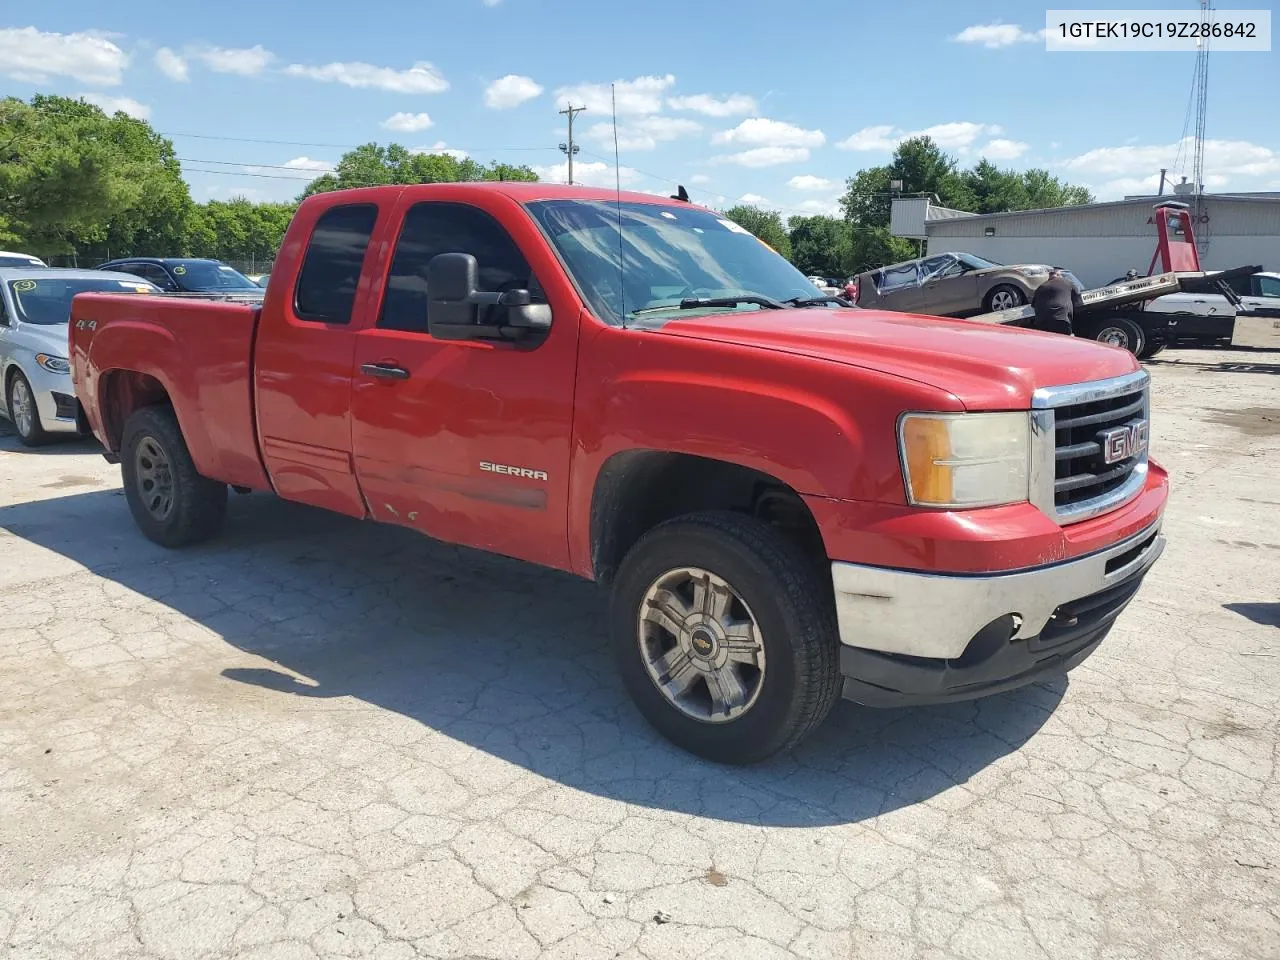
left=70, top=183, right=1168, bottom=764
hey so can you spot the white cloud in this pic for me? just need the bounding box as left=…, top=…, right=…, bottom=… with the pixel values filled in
left=382, top=112, right=433, bottom=132
left=838, top=121, right=1000, bottom=152
left=242, top=156, right=334, bottom=182
left=0, top=27, right=128, bottom=86
left=838, top=124, right=897, bottom=151
left=667, top=93, right=758, bottom=117
left=533, top=159, right=640, bottom=187
left=788, top=174, right=834, bottom=191
left=689, top=174, right=712, bottom=185
left=410, top=141, right=469, bottom=160
left=552, top=74, right=675, bottom=116
left=484, top=74, right=543, bottom=109
left=190, top=44, right=275, bottom=76
left=285, top=60, right=448, bottom=93
left=789, top=198, right=841, bottom=216
left=154, top=48, right=188, bottom=82
left=980, top=138, right=1029, bottom=160
left=952, top=23, right=1046, bottom=48
left=712, top=117, right=825, bottom=148
left=585, top=116, right=702, bottom=152
left=737, top=193, right=772, bottom=206
left=1062, top=137, right=1280, bottom=179
left=80, top=93, right=151, bottom=120
left=1060, top=138, right=1280, bottom=198
left=712, top=146, right=811, bottom=168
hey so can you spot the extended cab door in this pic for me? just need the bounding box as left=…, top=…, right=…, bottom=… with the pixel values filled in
left=349, top=194, right=581, bottom=570
left=254, top=200, right=385, bottom=517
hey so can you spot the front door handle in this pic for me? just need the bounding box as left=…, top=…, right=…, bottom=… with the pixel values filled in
left=361, top=362, right=410, bottom=380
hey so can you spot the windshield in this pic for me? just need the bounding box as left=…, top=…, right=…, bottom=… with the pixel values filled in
left=525, top=200, right=826, bottom=326
left=7, top=277, right=157, bottom=325
left=957, top=253, right=1004, bottom=269
left=170, top=260, right=259, bottom=291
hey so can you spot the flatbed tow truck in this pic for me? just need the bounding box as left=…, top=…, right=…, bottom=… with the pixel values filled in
left=966, top=201, right=1264, bottom=358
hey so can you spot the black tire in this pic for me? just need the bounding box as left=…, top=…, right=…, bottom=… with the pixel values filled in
left=1088, top=316, right=1146, bottom=357
left=6, top=369, right=51, bottom=447
left=984, top=284, right=1025, bottom=312
left=1136, top=337, right=1167, bottom=359
left=121, top=405, right=227, bottom=548
left=610, top=511, right=841, bottom=765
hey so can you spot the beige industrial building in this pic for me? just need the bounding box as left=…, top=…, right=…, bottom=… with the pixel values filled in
left=890, top=193, right=1280, bottom=288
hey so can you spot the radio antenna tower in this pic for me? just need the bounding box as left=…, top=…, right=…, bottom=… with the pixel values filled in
left=1190, top=0, right=1210, bottom=239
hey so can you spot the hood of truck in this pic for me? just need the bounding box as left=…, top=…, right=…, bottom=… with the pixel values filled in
left=658, top=308, right=1137, bottom=409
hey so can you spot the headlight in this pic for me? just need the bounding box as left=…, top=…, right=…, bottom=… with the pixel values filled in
left=1016, top=266, right=1049, bottom=277
left=898, top=412, right=1031, bottom=508
left=35, top=354, right=70, bottom=374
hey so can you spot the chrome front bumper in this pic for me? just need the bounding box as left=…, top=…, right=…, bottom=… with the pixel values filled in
left=831, top=522, right=1165, bottom=661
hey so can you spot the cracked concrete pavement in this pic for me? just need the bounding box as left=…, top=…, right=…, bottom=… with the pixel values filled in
left=1, top=346, right=1278, bottom=960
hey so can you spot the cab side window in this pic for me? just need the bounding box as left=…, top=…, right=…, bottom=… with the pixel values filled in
left=295, top=204, right=379, bottom=324
left=379, top=202, right=539, bottom=335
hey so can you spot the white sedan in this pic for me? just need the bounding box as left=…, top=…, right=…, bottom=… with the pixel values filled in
left=1, top=268, right=159, bottom=446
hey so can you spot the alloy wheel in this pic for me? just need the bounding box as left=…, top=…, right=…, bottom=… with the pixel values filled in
left=134, top=436, right=175, bottom=520
left=10, top=378, right=35, bottom=438
left=637, top=566, right=767, bottom=723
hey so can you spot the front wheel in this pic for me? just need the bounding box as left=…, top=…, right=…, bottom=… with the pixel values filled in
left=121, top=405, right=227, bottom=547
left=610, top=511, right=840, bottom=765
left=1088, top=316, right=1146, bottom=357
left=7, top=370, right=50, bottom=447
left=985, top=284, right=1025, bottom=312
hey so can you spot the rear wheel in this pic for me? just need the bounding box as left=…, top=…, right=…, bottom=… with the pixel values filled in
left=985, top=284, right=1025, bottom=312
left=7, top=370, right=50, bottom=447
left=610, top=511, right=841, bottom=765
left=1088, top=316, right=1146, bottom=357
left=1136, top=336, right=1167, bottom=359
left=121, top=405, right=227, bottom=547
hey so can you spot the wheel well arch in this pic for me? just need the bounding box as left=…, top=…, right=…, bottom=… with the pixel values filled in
left=97, top=370, right=172, bottom=453
left=589, top=450, right=827, bottom=585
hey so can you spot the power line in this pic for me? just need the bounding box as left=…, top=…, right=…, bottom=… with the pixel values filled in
left=163, top=129, right=558, bottom=153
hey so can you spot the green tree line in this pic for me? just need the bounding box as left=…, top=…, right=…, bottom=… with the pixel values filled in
left=3, top=95, right=1090, bottom=277
left=0, top=95, right=536, bottom=263
left=723, top=136, right=1093, bottom=279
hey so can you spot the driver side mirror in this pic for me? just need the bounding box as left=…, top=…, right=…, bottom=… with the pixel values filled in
left=427, top=252, right=551, bottom=342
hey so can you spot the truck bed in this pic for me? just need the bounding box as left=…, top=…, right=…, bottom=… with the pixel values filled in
left=71, top=292, right=271, bottom=491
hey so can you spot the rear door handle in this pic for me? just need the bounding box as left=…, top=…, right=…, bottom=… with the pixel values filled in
left=361, top=363, right=410, bottom=380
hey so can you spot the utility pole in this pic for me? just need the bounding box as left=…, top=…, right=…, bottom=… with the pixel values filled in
left=558, top=102, right=586, bottom=184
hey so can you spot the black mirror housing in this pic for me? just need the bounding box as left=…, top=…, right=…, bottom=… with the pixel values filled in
left=427, top=252, right=481, bottom=340
left=426, top=251, right=550, bottom=342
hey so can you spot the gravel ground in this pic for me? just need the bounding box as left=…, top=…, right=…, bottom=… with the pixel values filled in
left=1, top=346, right=1278, bottom=960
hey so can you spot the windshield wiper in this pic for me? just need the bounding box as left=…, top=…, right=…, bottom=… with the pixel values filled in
left=679, top=295, right=784, bottom=310
left=626, top=294, right=787, bottom=319
left=783, top=295, right=847, bottom=307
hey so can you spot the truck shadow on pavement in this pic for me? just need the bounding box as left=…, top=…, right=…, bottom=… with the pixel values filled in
left=1, top=488, right=1067, bottom=827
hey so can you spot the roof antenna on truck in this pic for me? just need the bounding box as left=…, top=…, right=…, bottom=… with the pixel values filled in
left=611, top=82, right=627, bottom=327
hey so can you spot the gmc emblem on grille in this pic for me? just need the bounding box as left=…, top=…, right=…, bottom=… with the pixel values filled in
left=1101, top=420, right=1149, bottom=465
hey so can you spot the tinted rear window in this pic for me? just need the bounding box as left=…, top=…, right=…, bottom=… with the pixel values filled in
left=294, top=204, right=378, bottom=324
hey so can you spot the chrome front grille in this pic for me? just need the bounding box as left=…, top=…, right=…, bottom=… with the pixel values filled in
left=1030, top=370, right=1151, bottom=524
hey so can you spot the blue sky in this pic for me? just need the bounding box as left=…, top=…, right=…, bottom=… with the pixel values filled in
left=5, top=1, right=1278, bottom=214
